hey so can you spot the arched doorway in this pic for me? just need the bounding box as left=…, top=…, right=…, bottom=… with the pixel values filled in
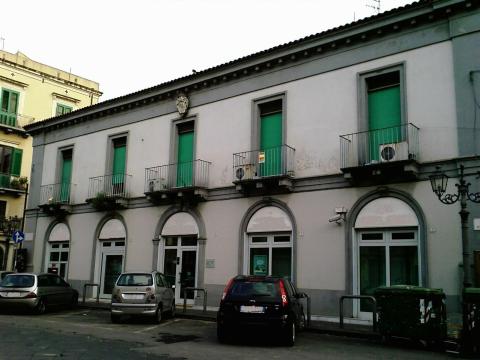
left=45, top=223, right=70, bottom=279
left=158, top=212, right=199, bottom=304
left=243, top=206, right=294, bottom=280
left=353, top=196, right=421, bottom=318
left=95, top=219, right=126, bottom=298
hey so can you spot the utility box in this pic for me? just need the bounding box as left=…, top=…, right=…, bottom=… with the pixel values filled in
left=374, top=285, right=447, bottom=343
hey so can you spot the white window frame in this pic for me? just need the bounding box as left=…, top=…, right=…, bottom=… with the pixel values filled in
left=46, top=241, right=70, bottom=279
left=246, top=232, right=292, bottom=277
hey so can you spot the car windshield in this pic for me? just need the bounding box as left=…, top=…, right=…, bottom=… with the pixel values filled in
left=1, top=274, right=35, bottom=288
left=116, top=274, right=153, bottom=286
left=228, top=280, right=280, bottom=300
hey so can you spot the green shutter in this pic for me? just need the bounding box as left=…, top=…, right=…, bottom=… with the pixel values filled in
left=112, top=143, right=126, bottom=185
left=1, top=89, right=19, bottom=126
left=10, top=148, right=22, bottom=176
left=260, top=112, right=282, bottom=176
left=368, top=85, right=402, bottom=161
left=60, top=155, right=72, bottom=202
left=176, top=131, right=194, bottom=187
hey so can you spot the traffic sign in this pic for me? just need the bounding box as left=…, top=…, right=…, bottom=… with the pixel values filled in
left=12, top=230, right=25, bottom=244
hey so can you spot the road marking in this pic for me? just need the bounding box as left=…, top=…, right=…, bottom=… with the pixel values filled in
left=133, top=325, right=159, bottom=333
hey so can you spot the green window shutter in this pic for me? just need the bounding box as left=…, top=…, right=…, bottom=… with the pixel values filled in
left=10, top=148, right=23, bottom=176
left=176, top=131, right=194, bottom=187
left=60, top=155, right=72, bottom=202
left=260, top=112, right=282, bottom=176
left=1, top=89, right=19, bottom=126
left=368, top=85, right=402, bottom=161
left=56, top=104, right=72, bottom=116
left=112, top=140, right=126, bottom=186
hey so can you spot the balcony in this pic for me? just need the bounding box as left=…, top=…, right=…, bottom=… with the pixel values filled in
left=144, top=160, right=210, bottom=203
left=0, top=174, right=27, bottom=196
left=38, top=183, right=73, bottom=216
left=232, top=145, right=295, bottom=193
left=0, top=112, right=34, bottom=136
left=339, top=123, right=419, bottom=183
left=86, top=174, right=132, bottom=211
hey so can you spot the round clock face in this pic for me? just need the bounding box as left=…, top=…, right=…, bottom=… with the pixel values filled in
left=176, top=95, right=189, bottom=116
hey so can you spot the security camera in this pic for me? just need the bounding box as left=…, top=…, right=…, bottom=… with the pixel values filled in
left=329, top=214, right=342, bottom=223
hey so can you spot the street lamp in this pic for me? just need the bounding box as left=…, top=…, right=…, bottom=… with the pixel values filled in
left=429, top=164, right=480, bottom=288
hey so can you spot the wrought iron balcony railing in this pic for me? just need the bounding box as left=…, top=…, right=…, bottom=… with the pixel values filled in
left=0, top=173, right=27, bottom=191
left=232, top=145, right=295, bottom=182
left=339, top=123, right=419, bottom=169
left=145, top=159, right=211, bottom=193
left=40, top=183, right=73, bottom=205
left=87, top=174, right=132, bottom=199
left=0, top=216, right=22, bottom=235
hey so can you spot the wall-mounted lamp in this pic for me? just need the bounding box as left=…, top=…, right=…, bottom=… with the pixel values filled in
left=329, top=207, right=348, bottom=225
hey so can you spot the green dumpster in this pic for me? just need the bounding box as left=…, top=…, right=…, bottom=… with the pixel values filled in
left=374, top=285, right=447, bottom=342
left=463, top=287, right=480, bottom=354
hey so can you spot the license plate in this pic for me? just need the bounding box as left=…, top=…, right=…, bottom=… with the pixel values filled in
left=123, top=294, right=144, bottom=300
left=240, top=305, right=264, bottom=313
left=6, top=292, right=21, bottom=298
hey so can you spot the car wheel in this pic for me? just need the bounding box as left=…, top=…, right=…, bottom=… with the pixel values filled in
left=111, top=313, right=121, bottom=324
left=35, top=298, right=46, bottom=315
left=284, top=319, right=296, bottom=346
left=217, top=325, right=228, bottom=343
left=154, top=305, right=163, bottom=324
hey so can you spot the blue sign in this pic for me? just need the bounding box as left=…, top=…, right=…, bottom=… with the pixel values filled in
left=12, top=231, right=25, bottom=244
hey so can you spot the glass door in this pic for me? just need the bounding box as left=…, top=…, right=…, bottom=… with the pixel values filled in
left=101, top=254, right=123, bottom=297
left=356, top=229, right=419, bottom=319
left=163, top=236, right=198, bottom=304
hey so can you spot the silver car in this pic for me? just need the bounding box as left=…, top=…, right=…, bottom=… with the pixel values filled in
left=110, top=271, right=175, bottom=323
left=0, top=273, right=78, bottom=314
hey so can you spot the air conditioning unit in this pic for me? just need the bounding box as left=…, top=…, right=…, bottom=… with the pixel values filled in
left=148, top=178, right=168, bottom=192
left=235, top=164, right=255, bottom=180
left=379, top=141, right=409, bottom=162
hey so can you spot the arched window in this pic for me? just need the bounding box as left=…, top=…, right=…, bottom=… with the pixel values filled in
left=245, top=206, right=293, bottom=279
left=46, top=223, right=70, bottom=279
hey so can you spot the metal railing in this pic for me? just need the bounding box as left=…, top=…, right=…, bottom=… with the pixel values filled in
left=40, top=183, right=73, bottom=205
left=0, top=216, right=22, bottom=235
left=0, top=173, right=26, bottom=191
left=340, top=123, right=419, bottom=169
left=232, top=144, right=295, bottom=182
left=87, top=174, right=132, bottom=199
left=183, top=287, right=208, bottom=313
left=339, top=295, right=378, bottom=332
left=0, top=112, right=35, bottom=128
left=145, top=159, right=211, bottom=193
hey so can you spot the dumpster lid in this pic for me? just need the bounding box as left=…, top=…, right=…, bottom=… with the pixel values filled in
left=463, top=287, right=480, bottom=295
left=375, top=285, right=444, bottom=295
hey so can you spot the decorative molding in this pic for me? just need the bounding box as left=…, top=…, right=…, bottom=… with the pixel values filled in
left=52, top=92, right=81, bottom=104
left=0, top=75, right=29, bottom=88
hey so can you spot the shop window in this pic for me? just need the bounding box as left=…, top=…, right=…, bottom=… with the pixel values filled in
left=248, top=234, right=292, bottom=279
left=47, top=242, right=70, bottom=279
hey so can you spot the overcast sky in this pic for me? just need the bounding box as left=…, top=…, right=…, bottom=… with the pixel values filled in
left=1, top=0, right=414, bottom=101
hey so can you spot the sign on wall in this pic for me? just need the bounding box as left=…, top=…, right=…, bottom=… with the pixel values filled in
left=253, top=255, right=267, bottom=276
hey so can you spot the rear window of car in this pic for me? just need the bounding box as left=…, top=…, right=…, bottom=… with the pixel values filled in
left=116, top=274, right=153, bottom=286
left=1, top=275, right=35, bottom=288
left=228, top=280, right=280, bottom=300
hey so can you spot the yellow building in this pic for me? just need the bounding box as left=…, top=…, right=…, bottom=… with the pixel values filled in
left=0, top=50, right=101, bottom=271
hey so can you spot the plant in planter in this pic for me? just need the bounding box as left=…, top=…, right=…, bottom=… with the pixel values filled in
left=90, top=192, right=119, bottom=211
left=18, top=176, right=28, bottom=189
left=9, top=178, right=20, bottom=189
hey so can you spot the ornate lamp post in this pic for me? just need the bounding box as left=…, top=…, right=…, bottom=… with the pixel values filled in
left=429, top=164, right=480, bottom=288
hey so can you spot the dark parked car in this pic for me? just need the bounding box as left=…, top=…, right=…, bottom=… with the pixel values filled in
left=0, top=273, right=78, bottom=314
left=217, top=275, right=307, bottom=346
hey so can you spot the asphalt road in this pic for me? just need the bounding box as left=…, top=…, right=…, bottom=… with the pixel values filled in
left=0, top=308, right=451, bottom=360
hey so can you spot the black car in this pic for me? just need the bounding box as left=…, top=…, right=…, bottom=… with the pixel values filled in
left=216, top=275, right=307, bottom=346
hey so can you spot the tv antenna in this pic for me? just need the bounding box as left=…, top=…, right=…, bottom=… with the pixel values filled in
left=0, top=36, right=5, bottom=50
left=366, top=0, right=381, bottom=14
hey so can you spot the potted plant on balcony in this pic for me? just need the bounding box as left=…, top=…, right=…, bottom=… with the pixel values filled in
left=89, top=192, right=123, bottom=211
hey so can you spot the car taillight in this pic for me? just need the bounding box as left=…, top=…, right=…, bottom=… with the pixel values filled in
left=25, top=292, right=37, bottom=298
left=279, top=280, right=288, bottom=307
left=221, top=278, right=234, bottom=302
